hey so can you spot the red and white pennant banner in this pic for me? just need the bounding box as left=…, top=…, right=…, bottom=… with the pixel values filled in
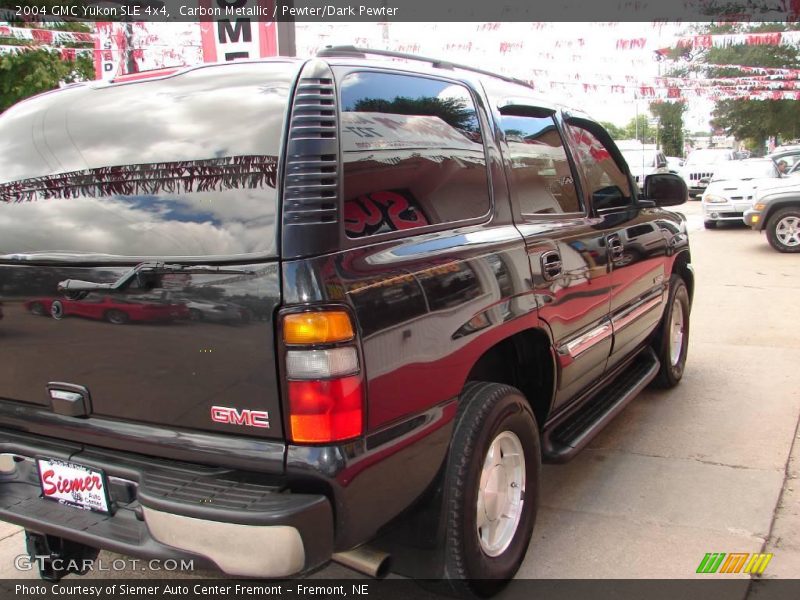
left=0, top=44, right=92, bottom=59
left=620, top=31, right=800, bottom=51
left=0, top=25, right=94, bottom=44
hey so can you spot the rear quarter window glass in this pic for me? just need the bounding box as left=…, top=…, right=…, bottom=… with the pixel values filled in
left=340, top=72, right=490, bottom=239
left=0, top=62, right=298, bottom=259
left=499, top=113, right=582, bottom=215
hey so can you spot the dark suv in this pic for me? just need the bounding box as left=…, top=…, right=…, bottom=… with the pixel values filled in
left=0, top=47, right=693, bottom=593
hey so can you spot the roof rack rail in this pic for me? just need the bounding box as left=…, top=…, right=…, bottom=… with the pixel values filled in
left=315, top=45, right=532, bottom=89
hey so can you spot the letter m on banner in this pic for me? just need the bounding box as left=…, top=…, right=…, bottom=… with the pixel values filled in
left=199, top=0, right=277, bottom=63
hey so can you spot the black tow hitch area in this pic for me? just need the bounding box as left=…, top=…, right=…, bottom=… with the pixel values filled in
left=24, top=531, right=100, bottom=582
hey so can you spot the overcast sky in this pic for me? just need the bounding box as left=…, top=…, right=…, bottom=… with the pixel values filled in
left=113, top=21, right=716, bottom=132
left=294, top=21, right=713, bottom=131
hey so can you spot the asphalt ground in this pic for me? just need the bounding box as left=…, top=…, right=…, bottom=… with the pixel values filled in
left=0, top=200, right=797, bottom=590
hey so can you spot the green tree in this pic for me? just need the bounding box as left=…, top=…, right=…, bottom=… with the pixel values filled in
left=623, top=115, right=656, bottom=144
left=599, top=121, right=626, bottom=140
left=650, top=101, right=686, bottom=156
left=0, top=49, right=94, bottom=113
left=353, top=96, right=477, bottom=132
left=663, top=23, right=800, bottom=149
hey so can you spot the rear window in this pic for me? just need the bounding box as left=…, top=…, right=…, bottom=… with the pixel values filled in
left=339, top=72, right=490, bottom=239
left=0, top=62, right=298, bottom=260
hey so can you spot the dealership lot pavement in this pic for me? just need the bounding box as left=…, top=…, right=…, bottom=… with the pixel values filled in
left=0, top=201, right=797, bottom=587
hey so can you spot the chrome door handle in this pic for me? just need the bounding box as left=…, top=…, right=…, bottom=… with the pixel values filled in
left=541, top=250, right=562, bottom=281
left=608, top=234, right=624, bottom=260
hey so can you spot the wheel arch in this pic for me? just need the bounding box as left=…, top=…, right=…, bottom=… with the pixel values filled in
left=464, top=327, right=556, bottom=429
left=671, top=249, right=694, bottom=307
left=761, top=198, right=800, bottom=231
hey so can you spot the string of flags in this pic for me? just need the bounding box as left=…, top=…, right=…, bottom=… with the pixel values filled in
left=4, top=21, right=800, bottom=102
left=0, top=25, right=93, bottom=44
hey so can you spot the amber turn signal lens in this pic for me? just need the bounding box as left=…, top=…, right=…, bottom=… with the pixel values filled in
left=283, top=311, right=355, bottom=345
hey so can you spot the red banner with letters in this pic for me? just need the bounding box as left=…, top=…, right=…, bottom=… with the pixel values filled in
left=93, top=22, right=126, bottom=81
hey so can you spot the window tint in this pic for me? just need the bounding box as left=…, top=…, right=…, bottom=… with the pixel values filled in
left=340, top=72, right=489, bottom=239
left=499, top=112, right=581, bottom=215
left=0, top=62, right=297, bottom=259
left=566, top=123, right=633, bottom=211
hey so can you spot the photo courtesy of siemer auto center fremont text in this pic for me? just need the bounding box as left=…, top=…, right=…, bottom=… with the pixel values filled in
left=0, top=0, right=798, bottom=599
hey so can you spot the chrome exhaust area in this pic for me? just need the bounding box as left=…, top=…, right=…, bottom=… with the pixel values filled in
left=332, top=546, right=392, bottom=579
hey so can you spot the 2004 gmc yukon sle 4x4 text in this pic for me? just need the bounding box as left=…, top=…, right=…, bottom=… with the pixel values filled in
left=0, top=47, right=693, bottom=596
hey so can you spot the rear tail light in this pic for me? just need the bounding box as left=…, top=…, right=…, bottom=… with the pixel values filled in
left=288, top=377, right=362, bottom=443
left=283, top=310, right=354, bottom=344
left=281, top=309, right=363, bottom=444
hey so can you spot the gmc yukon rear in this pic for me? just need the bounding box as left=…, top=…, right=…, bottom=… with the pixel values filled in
left=0, top=50, right=693, bottom=595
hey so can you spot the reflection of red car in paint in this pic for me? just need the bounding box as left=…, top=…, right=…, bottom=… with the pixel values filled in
left=25, top=296, right=189, bottom=325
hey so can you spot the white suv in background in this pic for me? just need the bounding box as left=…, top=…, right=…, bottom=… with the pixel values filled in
left=681, top=148, right=737, bottom=198
left=701, top=158, right=781, bottom=228
left=620, top=148, right=668, bottom=192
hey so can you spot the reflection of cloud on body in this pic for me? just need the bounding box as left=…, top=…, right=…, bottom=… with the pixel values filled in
left=0, top=189, right=277, bottom=258
left=0, top=62, right=293, bottom=183
left=0, top=62, right=293, bottom=259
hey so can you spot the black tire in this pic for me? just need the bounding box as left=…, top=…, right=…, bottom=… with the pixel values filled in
left=104, top=309, right=129, bottom=325
left=652, top=275, right=690, bottom=389
left=441, top=382, right=540, bottom=597
left=765, top=207, right=800, bottom=253
left=703, top=220, right=716, bottom=229
left=189, top=308, right=204, bottom=321
left=28, top=302, right=46, bottom=316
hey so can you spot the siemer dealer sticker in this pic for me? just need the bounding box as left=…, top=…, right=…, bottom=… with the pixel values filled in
left=37, top=458, right=110, bottom=513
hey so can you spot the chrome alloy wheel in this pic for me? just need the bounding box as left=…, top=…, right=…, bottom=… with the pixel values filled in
left=476, top=431, right=526, bottom=557
left=669, top=297, right=685, bottom=367
left=775, top=215, right=800, bottom=247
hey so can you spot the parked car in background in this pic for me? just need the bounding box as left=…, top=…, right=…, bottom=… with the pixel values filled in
left=744, top=178, right=800, bottom=252
left=680, top=148, right=738, bottom=198
left=25, top=295, right=189, bottom=324
left=666, top=156, right=684, bottom=173
left=185, top=299, right=251, bottom=324
left=767, top=146, right=800, bottom=174
left=701, top=158, right=781, bottom=229
left=620, top=148, right=668, bottom=191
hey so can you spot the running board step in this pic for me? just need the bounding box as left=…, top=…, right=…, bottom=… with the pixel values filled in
left=542, top=347, right=660, bottom=463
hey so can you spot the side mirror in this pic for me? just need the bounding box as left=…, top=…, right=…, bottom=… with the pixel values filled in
left=643, top=173, right=688, bottom=206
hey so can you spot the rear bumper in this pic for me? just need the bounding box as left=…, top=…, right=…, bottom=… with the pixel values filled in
left=0, top=429, right=333, bottom=577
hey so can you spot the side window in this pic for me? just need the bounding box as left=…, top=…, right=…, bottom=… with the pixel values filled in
left=565, top=122, right=633, bottom=211
left=499, top=111, right=582, bottom=215
left=340, top=72, right=489, bottom=239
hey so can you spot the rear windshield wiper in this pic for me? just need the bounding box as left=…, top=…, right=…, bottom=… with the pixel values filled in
left=58, top=262, right=250, bottom=298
